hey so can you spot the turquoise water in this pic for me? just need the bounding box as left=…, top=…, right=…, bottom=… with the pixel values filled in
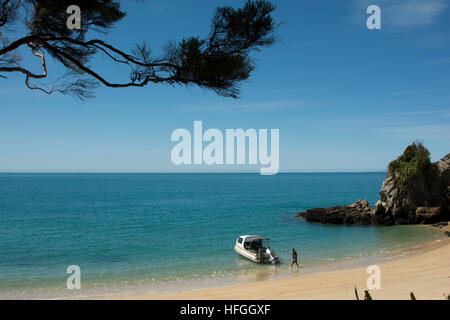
left=0, top=173, right=443, bottom=298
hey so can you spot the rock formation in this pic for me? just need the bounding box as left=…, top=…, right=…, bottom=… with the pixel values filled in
left=298, top=200, right=374, bottom=225
left=298, top=151, right=450, bottom=225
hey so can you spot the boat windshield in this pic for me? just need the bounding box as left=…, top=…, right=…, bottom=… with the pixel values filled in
left=245, top=238, right=270, bottom=252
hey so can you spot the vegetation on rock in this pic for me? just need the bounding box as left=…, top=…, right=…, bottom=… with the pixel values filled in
left=388, top=142, right=433, bottom=189
left=299, top=142, right=449, bottom=225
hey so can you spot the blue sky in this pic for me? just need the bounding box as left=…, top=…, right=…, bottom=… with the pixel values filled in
left=1, top=0, right=449, bottom=172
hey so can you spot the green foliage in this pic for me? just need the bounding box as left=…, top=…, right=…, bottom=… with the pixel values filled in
left=0, top=0, right=277, bottom=99
left=388, top=142, right=431, bottom=189
left=364, top=290, right=372, bottom=300
left=29, top=0, right=126, bottom=38
left=168, top=0, right=276, bottom=98
left=354, top=287, right=373, bottom=300
left=355, top=287, right=418, bottom=300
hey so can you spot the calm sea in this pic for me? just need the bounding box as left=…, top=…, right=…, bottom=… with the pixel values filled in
left=0, top=173, right=442, bottom=299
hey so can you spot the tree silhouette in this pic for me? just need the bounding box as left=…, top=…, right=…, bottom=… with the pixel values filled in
left=0, top=0, right=276, bottom=99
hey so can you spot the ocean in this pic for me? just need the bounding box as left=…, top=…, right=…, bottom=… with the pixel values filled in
left=0, top=173, right=442, bottom=299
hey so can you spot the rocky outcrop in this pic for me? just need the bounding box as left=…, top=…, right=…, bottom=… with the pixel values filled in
left=374, top=154, right=450, bottom=224
left=298, top=200, right=375, bottom=225
left=298, top=154, right=450, bottom=225
left=438, top=153, right=450, bottom=186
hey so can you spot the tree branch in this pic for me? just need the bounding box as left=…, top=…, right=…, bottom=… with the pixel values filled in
left=0, top=0, right=12, bottom=27
left=0, top=0, right=276, bottom=99
left=42, top=42, right=176, bottom=88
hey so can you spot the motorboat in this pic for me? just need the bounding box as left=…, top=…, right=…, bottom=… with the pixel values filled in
left=234, top=235, right=280, bottom=264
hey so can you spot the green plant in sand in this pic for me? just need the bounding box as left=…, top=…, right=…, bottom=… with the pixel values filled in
left=354, top=286, right=372, bottom=300
left=354, top=287, right=418, bottom=300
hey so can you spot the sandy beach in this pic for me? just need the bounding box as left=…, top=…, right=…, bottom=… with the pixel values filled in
left=125, top=225, right=450, bottom=300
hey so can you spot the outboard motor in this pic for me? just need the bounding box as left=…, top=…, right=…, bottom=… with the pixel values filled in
left=265, top=248, right=280, bottom=265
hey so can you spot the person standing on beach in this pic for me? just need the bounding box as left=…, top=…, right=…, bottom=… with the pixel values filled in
left=291, top=248, right=299, bottom=269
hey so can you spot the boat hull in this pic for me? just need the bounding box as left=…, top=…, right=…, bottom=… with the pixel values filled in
left=234, top=245, right=259, bottom=263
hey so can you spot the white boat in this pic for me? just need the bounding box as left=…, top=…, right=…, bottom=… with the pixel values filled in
left=234, top=235, right=280, bottom=264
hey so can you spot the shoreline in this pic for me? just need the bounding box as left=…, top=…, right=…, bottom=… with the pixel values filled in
left=1, top=225, right=447, bottom=300
left=123, top=224, right=450, bottom=300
